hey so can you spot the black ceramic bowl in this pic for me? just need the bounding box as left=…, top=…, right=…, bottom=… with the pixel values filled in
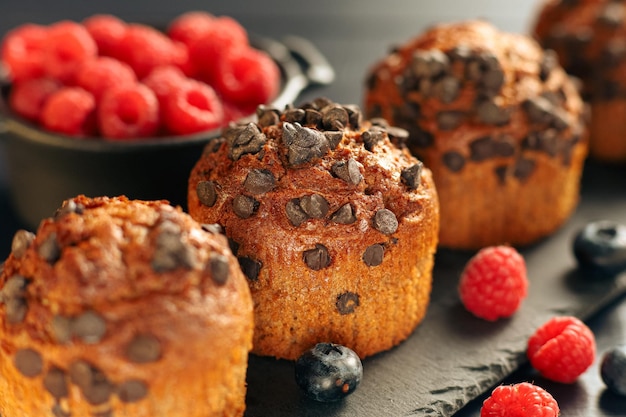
left=0, top=35, right=334, bottom=229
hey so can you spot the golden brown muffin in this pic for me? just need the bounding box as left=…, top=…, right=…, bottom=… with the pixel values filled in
left=188, top=98, right=439, bottom=360
left=364, top=20, right=588, bottom=250
left=533, top=0, right=626, bottom=162
left=0, top=195, right=253, bottom=417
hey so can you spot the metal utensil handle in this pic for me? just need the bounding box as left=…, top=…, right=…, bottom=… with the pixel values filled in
left=282, top=35, right=335, bottom=88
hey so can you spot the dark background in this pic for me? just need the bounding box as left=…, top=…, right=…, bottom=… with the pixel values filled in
left=1, top=1, right=626, bottom=416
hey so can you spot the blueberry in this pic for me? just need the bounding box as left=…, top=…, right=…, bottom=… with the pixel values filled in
left=295, top=342, right=363, bottom=402
left=600, top=345, right=626, bottom=396
left=573, top=220, right=626, bottom=277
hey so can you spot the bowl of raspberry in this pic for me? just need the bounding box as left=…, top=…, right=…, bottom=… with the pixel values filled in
left=0, top=12, right=333, bottom=229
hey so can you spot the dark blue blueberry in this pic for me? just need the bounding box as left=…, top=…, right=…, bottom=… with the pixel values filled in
left=600, top=345, right=626, bottom=396
left=295, top=343, right=363, bottom=402
left=573, top=220, right=626, bottom=277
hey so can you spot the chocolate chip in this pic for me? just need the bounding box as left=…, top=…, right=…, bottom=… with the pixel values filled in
left=362, top=127, right=385, bottom=151
left=303, top=244, right=331, bottom=271
left=494, top=138, right=515, bottom=157
left=72, top=310, right=106, bottom=344
left=344, top=104, right=363, bottom=129
left=69, top=361, right=113, bottom=405
left=51, top=315, right=72, bottom=344
left=118, top=380, right=148, bottom=403
left=225, top=123, right=267, bottom=160
left=321, top=105, right=349, bottom=131
left=401, top=162, right=423, bottom=189
left=330, top=204, right=356, bottom=224
left=6, top=298, right=27, bottom=324
left=476, top=100, right=510, bottom=126
left=208, top=253, right=229, bottom=285
left=524, top=130, right=559, bottom=156
left=228, top=238, right=240, bottom=255
left=494, top=165, right=509, bottom=184
left=331, top=159, right=362, bottom=185
left=466, top=52, right=504, bottom=96
left=44, top=368, right=69, bottom=398
left=54, top=199, right=85, bottom=219
left=470, top=136, right=495, bottom=161
left=256, top=106, right=280, bottom=127
left=442, top=151, right=465, bottom=172
left=300, top=194, right=329, bottom=219
left=196, top=180, right=217, bottom=207
left=283, top=122, right=330, bottom=166
left=233, top=195, right=259, bottom=219
left=410, top=50, right=450, bottom=78
left=14, top=348, right=43, bottom=377
left=284, top=107, right=306, bottom=124
left=1, top=275, right=27, bottom=300
left=408, top=125, right=434, bottom=148
left=432, top=76, right=461, bottom=103
left=336, top=292, right=360, bottom=315
left=539, top=50, right=559, bottom=81
left=305, top=108, right=323, bottom=126
left=385, top=125, right=410, bottom=142
left=363, top=244, right=384, bottom=267
left=201, top=223, right=223, bottom=235
left=285, top=199, right=308, bottom=227
left=152, top=220, right=197, bottom=272
left=513, top=158, right=536, bottom=180
left=324, top=131, right=344, bottom=148
left=437, top=111, right=464, bottom=130
left=523, top=97, right=569, bottom=130
left=373, top=209, right=398, bottom=235
left=126, top=334, right=162, bottom=363
left=238, top=257, right=262, bottom=281
left=203, top=138, right=224, bottom=155
left=243, top=169, right=275, bottom=195
left=11, top=230, right=34, bottom=259
left=39, top=232, right=61, bottom=264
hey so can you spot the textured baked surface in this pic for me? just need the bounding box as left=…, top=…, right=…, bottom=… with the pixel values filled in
left=364, top=20, right=588, bottom=249
left=0, top=195, right=253, bottom=417
left=188, top=98, right=439, bottom=360
left=533, top=0, right=626, bottom=162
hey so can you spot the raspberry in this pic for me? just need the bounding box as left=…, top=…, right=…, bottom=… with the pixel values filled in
left=167, top=11, right=215, bottom=47
left=9, top=77, right=61, bottom=122
left=82, top=14, right=127, bottom=58
left=458, top=246, right=528, bottom=321
left=480, top=382, right=559, bottom=417
left=40, top=87, right=97, bottom=136
left=142, top=65, right=187, bottom=108
left=1, top=24, right=48, bottom=82
left=162, top=79, right=223, bottom=135
left=75, top=57, right=137, bottom=100
left=116, top=24, right=181, bottom=79
left=222, top=100, right=256, bottom=126
left=43, top=20, right=98, bottom=84
left=527, top=316, right=596, bottom=383
left=213, top=46, right=280, bottom=106
left=97, top=83, right=160, bottom=139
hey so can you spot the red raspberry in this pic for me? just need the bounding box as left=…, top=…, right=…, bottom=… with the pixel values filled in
left=43, top=20, right=98, bottom=84
left=213, top=46, right=280, bottom=106
left=480, top=382, right=559, bottom=417
left=527, top=316, right=596, bottom=383
left=40, top=87, right=97, bottom=136
left=167, top=11, right=215, bottom=46
left=9, top=77, right=61, bottom=122
left=142, top=65, right=187, bottom=108
left=1, top=24, right=48, bottom=82
left=97, top=83, right=160, bottom=139
left=116, top=24, right=181, bottom=79
left=75, top=57, right=137, bottom=100
left=83, top=14, right=127, bottom=58
left=163, top=79, right=224, bottom=135
left=458, top=246, right=528, bottom=321
left=222, top=100, right=256, bottom=125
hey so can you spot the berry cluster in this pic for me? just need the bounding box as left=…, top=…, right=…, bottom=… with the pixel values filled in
left=0, top=12, right=280, bottom=139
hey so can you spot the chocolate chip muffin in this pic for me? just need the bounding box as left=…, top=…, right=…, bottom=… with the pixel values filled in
left=187, top=97, right=439, bottom=360
left=364, top=20, right=588, bottom=250
left=533, top=0, right=626, bottom=162
left=0, top=195, right=253, bottom=417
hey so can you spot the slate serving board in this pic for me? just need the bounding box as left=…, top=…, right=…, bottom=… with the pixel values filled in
left=244, top=160, right=626, bottom=416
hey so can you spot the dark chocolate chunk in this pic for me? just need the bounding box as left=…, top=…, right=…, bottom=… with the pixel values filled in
left=330, top=204, right=357, bottom=224
left=225, top=123, right=267, bottom=160
left=201, top=223, right=223, bottom=235
left=6, top=297, right=27, bottom=324
left=331, top=159, right=362, bottom=185
left=118, top=380, right=148, bottom=403
left=523, top=130, right=559, bottom=156
left=373, top=209, right=398, bottom=235
left=244, top=169, right=275, bottom=195
left=126, top=334, right=162, bottom=363
left=401, top=162, right=423, bottom=190
left=1, top=275, right=27, bottom=300
left=494, top=137, right=515, bottom=157
left=494, top=165, right=509, bottom=184
left=362, top=127, right=385, bottom=151
left=305, top=108, right=323, bottom=127
left=196, top=180, right=217, bottom=207
left=523, top=97, right=569, bottom=130
left=324, top=131, right=344, bottom=149
left=228, top=238, right=240, bottom=255
left=385, top=125, right=410, bottom=142
left=437, top=111, right=464, bottom=130
left=408, top=125, right=434, bottom=148
left=14, top=348, right=43, bottom=377
left=202, top=138, right=224, bottom=155
left=39, top=232, right=61, bottom=264
left=152, top=220, right=197, bottom=272
left=432, top=76, right=461, bottom=103
left=44, top=368, right=69, bottom=398
left=476, top=100, right=510, bottom=126
left=303, top=244, right=331, bottom=271
left=284, top=107, right=306, bottom=124
left=363, top=244, right=384, bottom=267
left=208, top=253, right=230, bottom=285
left=513, top=158, right=536, bottom=180
left=442, top=151, right=466, bottom=172
left=69, top=361, right=113, bottom=405
left=51, top=315, right=72, bottom=344
left=283, top=122, right=330, bottom=166
left=344, top=104, right=363, bottom=129
left=11, top=229, right=35, bottom=259
left=410, top=50, right=450, bottom=79
left=238, top=257, right=262, bottom=281
left=72, top=310, right=107, bottom=344
left=233, top=194, right=259, bottom=219
left=321, top=105, right=349, bottom=131
left=256, top=105, right=280, bottom=127
left=469, top=136, right=495, bottom=161
left=285, top=199, right=309, bottom=227
left=300, top=194, right=329, bottom=219
left=54, top=199, right=85, bottom=219
left=336, top=292, right=360, bottom=315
